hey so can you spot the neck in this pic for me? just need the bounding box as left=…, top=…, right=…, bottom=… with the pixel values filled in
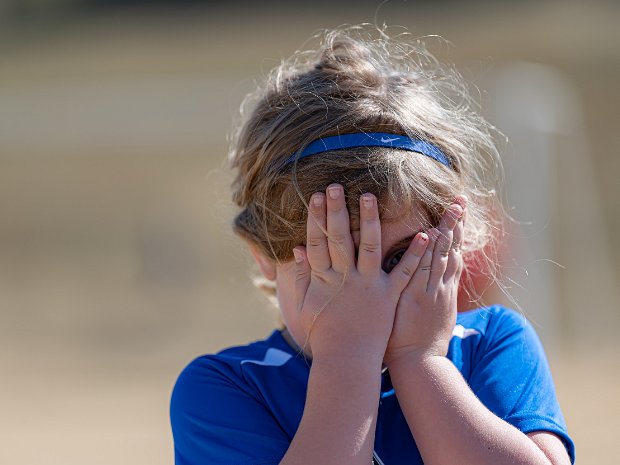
left=280, top=327, right=311, bottom=360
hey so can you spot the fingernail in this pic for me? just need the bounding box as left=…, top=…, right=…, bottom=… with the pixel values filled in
left=418, top=232, right=428, bottom=243
left=361, top=195, right=374, bottom=209
left=293, top=249, right=304, bottom=263
left=312, top=195, right=323, bottom=207
left=327, top=186, right=341, bottom=200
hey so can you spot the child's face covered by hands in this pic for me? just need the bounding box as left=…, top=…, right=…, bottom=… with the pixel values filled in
left=271, top=185, right=466, bottom=365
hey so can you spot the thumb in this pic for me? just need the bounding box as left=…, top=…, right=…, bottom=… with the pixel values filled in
left=293, top=247, right=311, bottom=312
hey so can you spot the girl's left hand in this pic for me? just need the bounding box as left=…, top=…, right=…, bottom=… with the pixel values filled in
left=384, top=196, right=467, bottom=367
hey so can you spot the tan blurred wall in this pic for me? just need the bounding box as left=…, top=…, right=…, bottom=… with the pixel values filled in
left=1, top=2, right=619, bottom=464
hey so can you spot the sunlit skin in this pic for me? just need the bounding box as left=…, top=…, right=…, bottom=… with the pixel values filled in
left=249, top=183, right=571, bottom=465
left=274, top=187, right=442, bottom=363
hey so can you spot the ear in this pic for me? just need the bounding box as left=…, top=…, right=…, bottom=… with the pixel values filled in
left=247, top=243, right=277, bottom=281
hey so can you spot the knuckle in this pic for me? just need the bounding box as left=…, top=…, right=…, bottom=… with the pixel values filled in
left=327, top=233, right=348, bottom=245
left=360, top=241, right=380, bottom=254
left=307, top=237, right=325, bottom=248
left=399, top=265, right=415, bottom=278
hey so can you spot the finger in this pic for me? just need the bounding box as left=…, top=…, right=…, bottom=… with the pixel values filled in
left=452, top=195, right=468, bottom=245
left=450, top=258, right=464, bottom=310
left=428, top=203, right=463, bottom=292
left=389, top=232, right=428, bottom=291
left=452, top=194, right=468, bottom=239
left=293, top=247, right=311, bottom=312
left=454, top=253, right=465, bottom=286
left=444, top=205, right=466, bottom=284
left=356, top=193, right=382, bottom=275
left=306, top=192, right=331, bottom=273
left=410, top=228, right=438, bottom=294
left=326, top=184, right=355, bottom=273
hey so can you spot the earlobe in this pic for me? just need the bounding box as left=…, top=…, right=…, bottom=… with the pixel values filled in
left=248, top=243, right=277, bottom=281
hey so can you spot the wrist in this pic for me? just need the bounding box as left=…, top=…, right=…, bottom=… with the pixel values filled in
left=387, top=353, right=453, bottom=400
left=309, top=355, right=384, bottom=400
left=385, top=348, right=447, bottom=373
left=384, top=344, right=448, bottom=369
left=310, top=340, right=388, bottom=366
left=312, top=352, right=385, bottom=372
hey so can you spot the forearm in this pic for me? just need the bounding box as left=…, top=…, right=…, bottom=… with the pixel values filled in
left=280, top=356, right=383, bottom=465
left=389, top=354, right=553, bottom=465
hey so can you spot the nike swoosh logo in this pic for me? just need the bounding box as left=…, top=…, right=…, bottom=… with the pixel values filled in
left=380, top=137, right=399, bottom=143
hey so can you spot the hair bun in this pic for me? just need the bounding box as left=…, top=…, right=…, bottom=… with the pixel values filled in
left=314, top=37, right=383, bottom=90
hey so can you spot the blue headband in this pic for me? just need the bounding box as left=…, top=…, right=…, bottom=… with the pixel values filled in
left=285, top=132, right=451, bottom=168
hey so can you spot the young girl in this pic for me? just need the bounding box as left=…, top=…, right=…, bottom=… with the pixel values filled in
left=170, top=26, right=575, bottom=465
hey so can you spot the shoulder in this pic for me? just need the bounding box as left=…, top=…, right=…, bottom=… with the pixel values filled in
left=457, top=306, right=559, bottom=410
left=171, top=329, right=295, bottom=405
left=457, top=304, right=529, bottom=329
left=170, top=330, right=299, bottom=465
left=456, top=305, right=535, bottom=344
left=453, top=305, right=546, bottom=375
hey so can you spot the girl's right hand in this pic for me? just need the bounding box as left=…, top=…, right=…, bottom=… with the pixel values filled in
left=291, top=184, right=428, bottom=363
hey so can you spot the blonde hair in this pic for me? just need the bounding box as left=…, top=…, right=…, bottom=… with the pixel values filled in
left=228, top=25, right=505, bottom=301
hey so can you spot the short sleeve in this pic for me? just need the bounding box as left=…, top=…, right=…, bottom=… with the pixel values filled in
left=468, top=308, right=575, bottom=464
left=170, top=356, right=290, bottom=465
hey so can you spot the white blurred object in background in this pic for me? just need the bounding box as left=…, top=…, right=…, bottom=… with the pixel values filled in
left=491, top=62, right=619, bottom=349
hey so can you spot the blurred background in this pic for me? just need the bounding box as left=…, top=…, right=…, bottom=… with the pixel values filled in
left=1, top=0, right=618, bottom=463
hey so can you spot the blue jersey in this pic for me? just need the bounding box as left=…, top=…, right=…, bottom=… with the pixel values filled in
left=170, top=306, right=575, bottom=464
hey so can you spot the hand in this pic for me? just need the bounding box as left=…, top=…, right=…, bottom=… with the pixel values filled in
left=292, top=184, right=429, bottom=363
left=384, top=197, right=467, bottom=366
